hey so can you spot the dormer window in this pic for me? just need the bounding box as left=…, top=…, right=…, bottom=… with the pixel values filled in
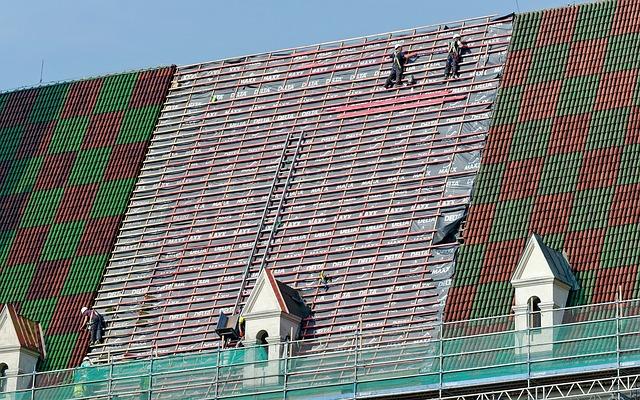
left=510, top=234, right=579, bottom=331
left=0, top=305, right=46, bottom=392
left=238, top=268, right=310, bottom=361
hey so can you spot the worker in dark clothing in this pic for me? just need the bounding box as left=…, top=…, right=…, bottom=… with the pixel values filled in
left=81, top=306, right=105, bottom=345
left=444, top=34, right=465, bottom=79
left=384, top=45, right=408, bottom=89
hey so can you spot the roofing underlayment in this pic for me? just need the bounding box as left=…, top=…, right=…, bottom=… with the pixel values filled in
left=446, top=0, right=640, bottom=322
left=91, top=16, right=512, bottom=360
left=0, top=67, right=175, bottom=369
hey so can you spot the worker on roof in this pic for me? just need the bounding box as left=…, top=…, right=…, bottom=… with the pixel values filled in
left=81, top=306, right=105, bottom=346
left=319, top=270, right=331, bottom=290
left=384, top=44, right=409, bottom=89
left=445, top=34, right=466, bottom=79
left=238, top=315, right=246, bottom=338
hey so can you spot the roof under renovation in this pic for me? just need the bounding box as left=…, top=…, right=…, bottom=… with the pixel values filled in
left=1, top=0, right=640, bottom=374
left=91, top=15, right=513, bottom=360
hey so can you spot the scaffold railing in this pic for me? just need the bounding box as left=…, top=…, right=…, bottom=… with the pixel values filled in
left=3, top=298, right=640, bottom=400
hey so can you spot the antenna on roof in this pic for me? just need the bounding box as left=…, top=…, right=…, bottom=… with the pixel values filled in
left=39, top=59, right=44, bottom=84
left=514, top=0, right=520, bottom=12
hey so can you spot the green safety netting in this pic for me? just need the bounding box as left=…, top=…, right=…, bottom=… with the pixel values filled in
left=2, top=319, right=640, bottom=399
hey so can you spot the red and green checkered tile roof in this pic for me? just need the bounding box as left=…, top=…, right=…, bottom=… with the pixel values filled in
left=446, top=0, right=640, bottom=322
left=0, top=66, right=175, bottom=370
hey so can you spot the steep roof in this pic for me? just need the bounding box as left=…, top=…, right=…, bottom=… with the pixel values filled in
left=0, top=67, right=175, bottom=370
left=447, top=0, right=640, bottom=322
left=1, top=304, right=46, bottom=357
left=91, top=15, right=513, bottom=359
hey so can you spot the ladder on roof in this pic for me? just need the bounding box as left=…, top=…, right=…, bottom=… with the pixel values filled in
left=232, top=130, right=305, bottom=314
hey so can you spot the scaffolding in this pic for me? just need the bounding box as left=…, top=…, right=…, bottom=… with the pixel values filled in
left=3, top=299, right=640, bottom=400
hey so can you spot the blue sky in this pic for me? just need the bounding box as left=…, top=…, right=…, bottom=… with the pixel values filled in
left=2, top=0, right=587, bottom=91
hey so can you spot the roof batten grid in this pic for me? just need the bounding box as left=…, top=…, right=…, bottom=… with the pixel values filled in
left=176, top=18, right=500, bottom=86
left=159, top=42, right=509, bottom=128
left=128, top=130, right=488, bottom=205
left=164, top=35, right=509, bottom=109
left=91, top=16, right=512, bottom=360
left=161, top=35, right=508, bottom=105
left=134, top=105, right=497, bottom=191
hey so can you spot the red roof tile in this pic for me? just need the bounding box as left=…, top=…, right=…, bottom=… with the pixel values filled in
left=537, top=7, right=578, bottom=47
left=611, top=0, right=640, bottom=35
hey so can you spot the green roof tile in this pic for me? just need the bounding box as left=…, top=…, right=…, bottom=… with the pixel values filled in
left=0, top=126, right=23, bottom=161
left=573, top=1, right=616, bottom=42
left=601, top=224, right=639, bottom=268
left=452, top=244, right=485, bottom=287
left=0, top=263, right=36, bottom=302
left=528, top=43, right=569, bottom=83
left=556, top=75, right=600, bottom=116
left=61, top=254, right=109, bottom=296
left=93, top=72, right=138, bottom=114
left=618, top=144, right=640, bottom=185
left=511, top=11, right=542, bottom=51
left=604, top=33, right=640, bottom=72
left=13, top=156, right=43, bottom=194
left=471, top=281, right=513, bottom=319
left=20, top=296, right=58, bottom=332
left=20, top=188, right=64, bottom=228
left=569, top=270, right=595, bottom=306
left=492, top=86, right=524, bottom=125
left=470, top=163, right=505, bottom=204
left=537, top=152, right=583, bottom=195
left=489, top=197, right=534, bottom=242
left=508, top=118, right=553, bottom=161
left=67, top=147, right=112, bottom=186
left=41, top=220, right=85, bottom=261
left=41, top=332, right=78, bottom=371
left=568, top=187, right=614, bottom=231
left=542, top=232, right=565, bottom=249
left=47, top=116, right=91, bottom=154
left=117, top=105, right=162, bottom=144
left=91, top=178, right=136, bottom=218
left=29, top=84, right=70, bottom=123
left=586, top=107, right=629, bottom=150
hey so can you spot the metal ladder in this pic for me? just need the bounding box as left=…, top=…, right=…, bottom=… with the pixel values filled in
left=232, top=130, right=305, bottom=314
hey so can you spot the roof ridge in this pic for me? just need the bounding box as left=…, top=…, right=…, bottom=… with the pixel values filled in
left=513, top=0, right=612, bottom=18
left=0, top=65, right=176, bottom=95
